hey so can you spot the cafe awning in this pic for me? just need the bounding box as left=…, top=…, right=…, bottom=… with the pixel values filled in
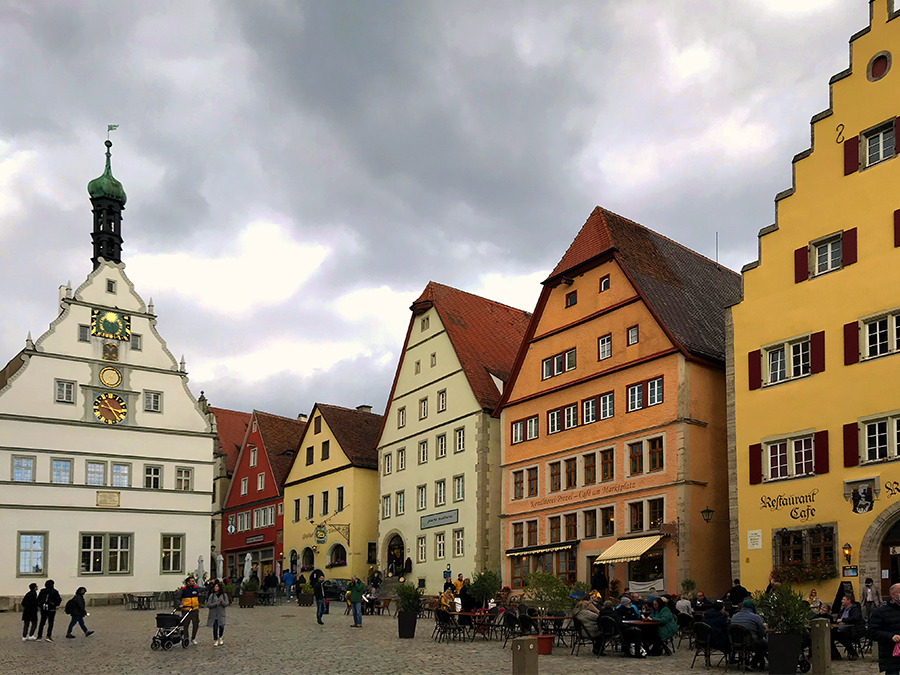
left=594, top=535, right=663, bottom=564
left=505, top=540, right=579, bottom=557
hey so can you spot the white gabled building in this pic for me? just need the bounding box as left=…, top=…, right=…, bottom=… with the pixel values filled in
left=0, top=141, right=216, bottom=607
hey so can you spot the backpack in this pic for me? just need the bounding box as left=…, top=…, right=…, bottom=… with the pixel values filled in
left=39, top=590, right=54, bottom=612
left=64, top=598, right=76, bottom=615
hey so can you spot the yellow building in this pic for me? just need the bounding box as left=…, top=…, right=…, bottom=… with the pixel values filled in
left=282, top=404, right=382, bottom=581
left=730, top=0, right=900, bottom=602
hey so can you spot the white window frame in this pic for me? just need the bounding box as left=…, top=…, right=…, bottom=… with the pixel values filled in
left=437, top=434, right=447, bottom=458
left=600, top=275, right=610, bottom=292
left=143, top=391, right=163, bottom=413
left=548, top=410, right=561, bottom=434
left=253, top=505, right=276, bottom=529
left=511, top=421, right=524, bottom=444
left=865, top=121, right=896, bottom=167
left=627, top=326, right=639, bottom=345
left=419, top=440, right=428, bottom=464
left=564, top=403, right=578, bottom=430
left=813, top=236, right=842, bottom=276
left=175, top=467, right=193, bottom=491
left=144, top=465, right=162, bottom=489
left=397, top=407, right=406, bottom=429
left=454, top=475, right=464, bottom=502
left=55, top=379, right=76, bottom=404
left=541, top=348, right=576, bottom=379
left=51, top=458, right=72, bottom=484
left=453, top=528, right=464, bottom=557
left=859, top=412, right=900, bottom=465
left=18, top=532, right=46, bottom=576
left=112, top=463, right=130, bottom=487
left=396, top=491, right=405, bottom=515
left=383, top=452, right=392, bottom=475
left=627, top=384, right=643, bottom=412
left=80, top=533, right=105, bottom=574
left=257, top=472, right=265, bottom=491
left=421, top=316, right=430, bottom=331
left=249, top=448, right=257, bottom=467
left=236, top=511, right=251, bottom=532
left=86, top=460, right=106, bottom=486
left=437, top=389, right=446, bottom=412
left=417, top=485, right=427, bottom=511
left=600, top=392, right=614, bottom=419
left=455, top=427, right=465, bottom=453
left=240, top=477, right=248, bottom=495
left=382, top=495, right=391, bottom=519
left=397, top=448, right=406, bottom=471
left=598, top=334, right=612, bottom=360
left=431, top=352, right=437, bottom=367
left=435, top=532, right=446, bottom=559
left=161, top=534, right=184, bottom=574
left=419, top=397, right=428, bottom=420
left=860, top=309, right=900, bottom=361
left=762, top=431, right=818, bottom=481
left=417, top=536, right=427, bottom=563
left=763, top=335, right=812, bottom=384
left=526, top=416, right=539, bottom=440
left=647, top=377, right=664, bottom=406
left=435, top=479, right=446, bottom=506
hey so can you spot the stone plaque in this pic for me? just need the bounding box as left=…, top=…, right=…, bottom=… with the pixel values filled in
left=747, top=529, right=762, bottom=550
left=96, top=491, right=120, bottom=507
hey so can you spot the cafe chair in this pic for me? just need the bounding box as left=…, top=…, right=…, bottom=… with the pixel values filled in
left=570, top=616, right=599, bottom=657
left=677, top=612, right=696, bottom=650
left=500, top=610, right=521, bottom=648
left=598, top=615, right=623, bottom=655
left=691, top=622, right=727, bottom=669
left=727, top=624, right=753, bottom=673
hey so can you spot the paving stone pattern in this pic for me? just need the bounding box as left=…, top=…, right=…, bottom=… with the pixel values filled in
left=2, top=604, right=876, bottom=675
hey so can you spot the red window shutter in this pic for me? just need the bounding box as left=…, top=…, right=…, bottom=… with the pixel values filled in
left=749, top=444, right=763, bottom=485
left=814, top=430, right=829, bottom=475
left=842, top=228, right=857, bottom=266
left=844, top=135, right=859, bottom=175
left=894, top=209, right=900, bottom=247
left=748, top=350, right=762, bottom=390
left=794, top=247, right=809, bottom=283
left=843, top=322, right=859, bottom=365
left=810, top=331, right=825, bottom=373
left=843, top=423, right=859, bottom=467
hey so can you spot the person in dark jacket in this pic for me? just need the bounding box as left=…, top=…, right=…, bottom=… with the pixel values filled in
left=702, top=601, right=731, bottom=656
left=64, top=587, right=94, bottom=639
left=599, top=600, right=644, bottom=658
left=21, top=583, right=39, bottom=641
left=692, top=591, right=713, bottom=612
left=590, top=567, right=609, bottom=598
left=831, top=594, right=865, bottom=660
left=36, top=579, right=62, bottom=641
left=726, top=579, right=750, bottom=606
left=311, top=570, right=326, bottom=625
left=869, top=583, right=900, bottom=675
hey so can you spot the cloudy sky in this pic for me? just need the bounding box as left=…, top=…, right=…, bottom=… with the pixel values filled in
left=0, top=0, right=866, bottom=418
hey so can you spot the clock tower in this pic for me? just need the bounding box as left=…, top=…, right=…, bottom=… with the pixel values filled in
left=87, top=140, right=126, bottom=269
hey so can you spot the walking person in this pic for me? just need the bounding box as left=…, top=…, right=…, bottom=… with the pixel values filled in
left=282, top=569, right=294, bottom=603
left=64, top=587, right=94, bottom=639
left=22, top=583, right=38, bottom=641
left=311, top=570, right=326, bottom=625
left=35, top=579, right=61, bottom=642
left=348, top=575, right=365, bottom=627
left=179, top=575, right=201, bottom=645
left=206, top=581, right=229, bottom=646
left=862, top=578, right=883, bottom=621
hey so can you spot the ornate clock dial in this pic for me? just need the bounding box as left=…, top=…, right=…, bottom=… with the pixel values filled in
left=93, top=392, right=127, bottom=425
left=102, top=343, right=118, bottom=361
left=91, top=309, right=131, bottom=341
left=99, top=367, right=122, bottom=388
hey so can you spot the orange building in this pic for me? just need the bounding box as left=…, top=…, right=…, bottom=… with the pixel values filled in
left=497, top=207, right=741, bottom=597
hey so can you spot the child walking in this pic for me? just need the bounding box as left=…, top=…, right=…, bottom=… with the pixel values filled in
left=206, top=581, right=229, bottom=646
left=64, top=587, right=94, bottom=639
left=21, top=583, right=38, bottom=641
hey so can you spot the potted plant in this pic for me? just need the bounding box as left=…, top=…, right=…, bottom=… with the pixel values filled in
left=523, top=572, right=573, bottom=655
left=469, top=570, right=502, bottom=609
left=239, top=575, right=260, bottom=608
left=680, top=578, right=697, bottom=598
left=296, top=582, right=315, bottom=607
left=608, top=578, right=620, bottom=599
left=752, top=584, right=809, bottom=675
left=395, top=581, right=423, bottom=639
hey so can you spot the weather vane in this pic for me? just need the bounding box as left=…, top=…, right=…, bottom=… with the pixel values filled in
left=107, top=124, right=119, bottom=141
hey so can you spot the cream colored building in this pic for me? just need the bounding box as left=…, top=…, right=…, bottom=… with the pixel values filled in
left=0, top=142, right=215, bottom=606
left=376, top=282, right=530, bottom=592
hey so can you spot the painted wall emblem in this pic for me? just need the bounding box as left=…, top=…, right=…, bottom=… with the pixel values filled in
left=851, top=484, right=874, bottom=514
left=314, top=525, right=327, bottom=545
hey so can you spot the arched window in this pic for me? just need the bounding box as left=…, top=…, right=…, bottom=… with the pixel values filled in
left=301, top=546, right=314, bottom=572
left=327, top=543, right=347, bottom=569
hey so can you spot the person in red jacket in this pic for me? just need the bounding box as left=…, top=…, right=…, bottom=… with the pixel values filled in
left=179, top=576, right=201, bottom=645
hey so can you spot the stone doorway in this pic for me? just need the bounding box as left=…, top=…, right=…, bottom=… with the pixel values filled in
left=859, top=501, right=900, bottom=596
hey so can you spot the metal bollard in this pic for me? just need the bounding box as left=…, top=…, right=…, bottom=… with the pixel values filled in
left=809, top=617, right=831, bottom=675
left=511, top=636, right=539, bottom=675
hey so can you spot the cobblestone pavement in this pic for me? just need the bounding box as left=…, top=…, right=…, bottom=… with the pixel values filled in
left=2, top=604, right=877, bottom=675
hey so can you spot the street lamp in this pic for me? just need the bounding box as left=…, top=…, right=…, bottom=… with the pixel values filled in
left=700, top=506, right=714, bottom=524
left=842, top=542, right=852, bottom=564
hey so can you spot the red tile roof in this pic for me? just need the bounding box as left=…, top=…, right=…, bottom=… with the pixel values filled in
left=316, top=404, right=383, bottom=470
left=546, top=206, right=742, bottom=362
left=210, top=407, right=251, bottom=475
left=412, top=282, right=532, bottom=412
left=255, top=410, right=308, bottom=491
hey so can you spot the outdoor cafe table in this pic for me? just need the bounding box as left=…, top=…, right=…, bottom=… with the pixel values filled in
left=624, top=619, right=664, bottom=653
left=449, top=611, right=493, bottom=641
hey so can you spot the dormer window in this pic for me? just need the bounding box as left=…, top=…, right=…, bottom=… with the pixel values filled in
left=106, top=279, right=116, bottom=294
left=599, top=275, right=610, bottom=292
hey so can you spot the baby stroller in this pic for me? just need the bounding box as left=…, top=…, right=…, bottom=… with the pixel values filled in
left=151, top=610, right=192, bottom=651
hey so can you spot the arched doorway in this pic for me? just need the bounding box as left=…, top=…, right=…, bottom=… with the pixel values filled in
left=860, top=501, right=900, bottom=596
left=301, top=546, right=314, bottom=572
left=289, top=549, right=298, bottom=574
left=387, top=534, right=404, bottom=575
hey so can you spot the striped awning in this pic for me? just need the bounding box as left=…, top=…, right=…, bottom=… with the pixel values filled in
left=594, top=535, right=663, bottom=564
left=505, top=540, right=579, bottom=558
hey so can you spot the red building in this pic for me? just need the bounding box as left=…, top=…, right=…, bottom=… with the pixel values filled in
left=221, top=410, right=306, bottom=581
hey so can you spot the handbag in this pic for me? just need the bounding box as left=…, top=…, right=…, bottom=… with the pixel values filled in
left=893, top=642, right=900, bottom=657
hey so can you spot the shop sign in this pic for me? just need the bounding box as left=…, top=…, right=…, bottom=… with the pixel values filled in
left=420, top=509, right=459, bottom=530
left=759, top=488, right=818, bottom=521
left=531, top=481, right=638, bottom=509
left=314, top=525, right=328, bottom=545
left=842, top=566, right=859, bottom=577
left=246, top=534, right=264, bottom=544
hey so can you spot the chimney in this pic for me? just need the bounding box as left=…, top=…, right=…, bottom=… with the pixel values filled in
left=356, top=405, right=373, bottom=413
left=297, top=413, right=309, bottom=423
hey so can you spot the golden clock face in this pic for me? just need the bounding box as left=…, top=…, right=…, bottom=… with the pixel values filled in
left=99, top=367, right=122, bottom=388
left=91, top=309, right=131, bottom=341
left=93, top=392, right=127, bottom=425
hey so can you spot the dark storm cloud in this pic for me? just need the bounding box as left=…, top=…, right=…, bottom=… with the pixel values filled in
left=0, top=0, right=870, bottom=414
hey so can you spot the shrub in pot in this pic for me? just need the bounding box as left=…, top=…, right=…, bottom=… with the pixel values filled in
left=296, top=582, right=315, bottom=607
left=470, top=570, right=502, bottom=608
left=240, top=575, right=260, bottom=608
left=523, top=572, right=573, bottom=655
left=395, top=581, right=423, bottom=639
left=752, top=584, right=809, bottom=675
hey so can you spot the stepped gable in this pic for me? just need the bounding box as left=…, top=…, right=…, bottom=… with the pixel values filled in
left=316, top=403, right=383, bottom=470
left=547, top=206, right=742, bottom=363
left=413, top=282, right=532, bottom=412
left=255, top=410, right=308, bottom=491
left=210, top=407, right=252, bottom=475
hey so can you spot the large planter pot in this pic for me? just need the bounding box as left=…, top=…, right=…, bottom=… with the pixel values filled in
left=239, top=591, right=256, bottom=608
left=397, top=610, right=418, bottom=639
left=536, top=633, right=554, bottom=655
left=296, top=593, right=314, bottom=607
left=768, top=633, right=804, bottom=675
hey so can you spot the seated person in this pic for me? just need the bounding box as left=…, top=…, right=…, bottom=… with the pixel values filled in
left=692, top=591, right=713, bottom=612
left=362, top=586, right=379, bottom=614
left=615, top=595, right=641, bottom=620
left=439, top=588, right=455, bottom=611
left=702, top=600, right=731, bottom=656
left=647, top=596, right=677, bottom=656
left=598, top=599, right=644, bottom=658
left=573, top=596, right=602, bottom=655
left=675, top=595, right=692, bottom=615
left=730, top=599, right=768, bottom=670
left=630, top=592, right=646, bottom=612
left=830, top=595, right=865, bottom=661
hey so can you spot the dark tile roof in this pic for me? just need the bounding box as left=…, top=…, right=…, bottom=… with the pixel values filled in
left=0, top=350, right=25, bottom=393
left=547, top=206, right=742, bottom=362
left=412, top=282, right=532, bottom=411
left=254, top=410, right=308, bottom=491
left=209, top=407, right=251, bottom=475
left=316, top=404, right=383, bottom=470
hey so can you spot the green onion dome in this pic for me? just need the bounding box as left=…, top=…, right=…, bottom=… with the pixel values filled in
left=87, top=140, right=127, bottom=205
